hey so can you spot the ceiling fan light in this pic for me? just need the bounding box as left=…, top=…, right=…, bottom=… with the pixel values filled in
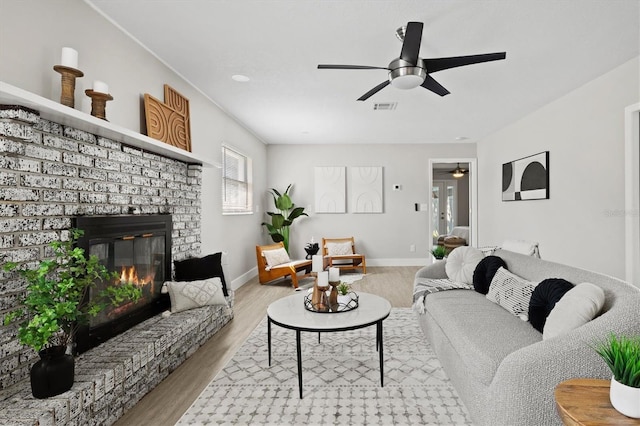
left=452, top=169, right=464, bottom=178
left=389, top=67, right=426, bottom=89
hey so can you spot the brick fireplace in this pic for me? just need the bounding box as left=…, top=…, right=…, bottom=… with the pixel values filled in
left=0, top=104, right=202, bottom=391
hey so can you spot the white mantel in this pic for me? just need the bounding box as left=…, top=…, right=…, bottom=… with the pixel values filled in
left=0, top=81, right=217, bottom=167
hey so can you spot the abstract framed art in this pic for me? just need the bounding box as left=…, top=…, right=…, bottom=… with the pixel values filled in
left=314, top=166, right=346, bottom=213
left=502, top=151, right=549, bottom=201
left=351, top=166, right=383, bottom=213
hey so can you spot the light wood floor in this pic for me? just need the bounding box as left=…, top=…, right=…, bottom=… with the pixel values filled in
left=115, top=266, right=420, bottom=426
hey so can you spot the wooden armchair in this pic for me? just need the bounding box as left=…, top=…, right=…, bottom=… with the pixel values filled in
left=322, top=237, right=366, bottom=274
left=256, top=242, right=312, bottom=289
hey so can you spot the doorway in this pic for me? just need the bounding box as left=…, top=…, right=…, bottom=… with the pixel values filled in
left=428, top=159, right=478, bottom=248
left=432, top=179, right=458, bottom=240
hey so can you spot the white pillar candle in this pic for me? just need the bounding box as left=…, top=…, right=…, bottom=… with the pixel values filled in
left=92, top=80, right=109, bottom=94
left=60, top=47, right=78, bottom=68
left=329, top=267, right=340, bottom=282
left=317, top=271, right=329, bottom=287
left=312, top=255, right=323, bottom=273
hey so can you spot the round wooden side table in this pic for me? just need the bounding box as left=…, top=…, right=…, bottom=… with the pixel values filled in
left=555, top=378, right=640, bottom=425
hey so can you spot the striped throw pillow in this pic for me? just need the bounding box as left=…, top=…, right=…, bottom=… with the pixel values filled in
left=486, top=267, right=538, bottom=320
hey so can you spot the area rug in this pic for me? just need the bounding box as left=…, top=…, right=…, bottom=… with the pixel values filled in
left=339, top=273, right=365, bottom=284
left=177, top=308, right=472, bottom=425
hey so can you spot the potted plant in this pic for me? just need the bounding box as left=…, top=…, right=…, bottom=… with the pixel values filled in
left=337, top=282, right=352, bottom=307
left=262, top=184, right=307, bottom=252
left=431, top=245, right=446, bottom=260
left=3, top=229, right=141, bottom=398
left=594, top=333, right=640, bottom=418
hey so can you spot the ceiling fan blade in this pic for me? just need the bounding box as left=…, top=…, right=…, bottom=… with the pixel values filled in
left=357, top=80, right=390, bottom=101
left=425, top=52, right=506, bottom=73
left=318, top=64, right=388, bottom=70
left=399, top=21, right=423, bottom=65
left=421, top=75, right=450, bottom=97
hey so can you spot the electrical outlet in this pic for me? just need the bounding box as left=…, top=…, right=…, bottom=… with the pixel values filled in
left=409, top=244, right=416, bottom=252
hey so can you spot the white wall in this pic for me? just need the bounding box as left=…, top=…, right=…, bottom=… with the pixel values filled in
left=265, top=143, right=476, bottom=264
left=5, top=1, right=635, bottom=281
left=0, top=0, right=267, bottom=284
left=477, top=57, right=640, bottom=279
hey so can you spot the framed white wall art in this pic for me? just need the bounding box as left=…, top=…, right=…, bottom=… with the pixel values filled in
left=351, top=166, right=383, bottom=213
left=314, top=166, right=346, bottom=213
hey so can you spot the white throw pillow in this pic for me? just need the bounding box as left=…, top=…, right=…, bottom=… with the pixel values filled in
left=326, top=241, right=353, bottom=256
left=165, top=278, right=228, bottom=313
left=445, top=246, right=484, bottom=284
left=262, top=247, right=291, bottom=268
left=486, top=267, right=537, bottom=319
left=543, top=282, right=605, bottom=340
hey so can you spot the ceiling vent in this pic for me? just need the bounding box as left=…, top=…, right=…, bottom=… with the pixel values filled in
left=373, top=102, right=397, bottom=111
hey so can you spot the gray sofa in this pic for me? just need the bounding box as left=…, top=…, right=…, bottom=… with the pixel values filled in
left=413, top=249, right=640, bottom=426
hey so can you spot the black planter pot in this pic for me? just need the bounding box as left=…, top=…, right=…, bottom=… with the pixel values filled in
left=304, top=243, right=319, bottom=259
left=30, top=346, right=74, bottom=399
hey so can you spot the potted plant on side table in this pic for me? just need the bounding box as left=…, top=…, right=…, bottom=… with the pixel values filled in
left=594, top=333, right=640, bottom=418
left=3, top=229, right=141, bottom=399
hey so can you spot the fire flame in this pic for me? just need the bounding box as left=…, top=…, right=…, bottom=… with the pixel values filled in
left=107, top=266, right=155, bottom=318
left=119, top=266, right=152, bottom=286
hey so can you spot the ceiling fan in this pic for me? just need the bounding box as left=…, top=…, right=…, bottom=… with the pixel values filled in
left=318, top=22, right=506, bottom=101
left=449, top=163, right=469, bottom=178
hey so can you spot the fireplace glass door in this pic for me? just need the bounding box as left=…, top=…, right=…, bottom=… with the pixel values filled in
left=89, top=234, right=166, bottom=329
left=75, top=214, right=172, bottom=354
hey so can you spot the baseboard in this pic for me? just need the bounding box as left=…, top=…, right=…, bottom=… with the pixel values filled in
left=231, top=266, right=257, bottom=290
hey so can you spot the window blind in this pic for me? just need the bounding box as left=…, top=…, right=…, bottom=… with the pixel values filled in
left=222, top=145, right=252, bottom=214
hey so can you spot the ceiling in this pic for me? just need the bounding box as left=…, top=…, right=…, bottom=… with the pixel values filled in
left=86, top=0, right=639, bottom=145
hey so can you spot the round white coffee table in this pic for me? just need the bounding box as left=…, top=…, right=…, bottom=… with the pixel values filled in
left=266, top=291, right=391, bottom=398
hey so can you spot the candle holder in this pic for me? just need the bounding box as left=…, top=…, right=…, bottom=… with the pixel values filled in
left=311, top=278, right=329, bottom=312
left=85, top=89, right=113, bottom=121
left=328, top=281, right=339, bottom=311
left=53, top=65, right=84, bottom=108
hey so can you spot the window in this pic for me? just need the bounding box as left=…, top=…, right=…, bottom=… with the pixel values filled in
left=222, top=145, right=253, bottom=214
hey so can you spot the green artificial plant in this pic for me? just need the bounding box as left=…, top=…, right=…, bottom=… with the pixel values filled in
left=262, top=184, right=307, bottom=252
left=594, top=334, right=640, bottom=388
left=431, top=245, right=446, bottom=260
left=3, top=229, right=142, bottom=352
left=337, top=282, right=350, bottom=296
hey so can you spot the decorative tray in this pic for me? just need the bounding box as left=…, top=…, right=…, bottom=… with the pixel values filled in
left=303, top=292, right=359, bottom=313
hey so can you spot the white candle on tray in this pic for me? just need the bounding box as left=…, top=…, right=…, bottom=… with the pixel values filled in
left=317, top=271, right=329, bottom=287
left=60, top=47, right=78, bottom=69
left=329, top=267, right=340, bottom=282
left=92, top=80, right=109, bottom=94
left=312, top=255, right=322, bottom=273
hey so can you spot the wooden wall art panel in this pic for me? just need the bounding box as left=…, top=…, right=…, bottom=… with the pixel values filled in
left=164, top=84, right=191, bottom=144
left=143, top=85, right=191, bottom=152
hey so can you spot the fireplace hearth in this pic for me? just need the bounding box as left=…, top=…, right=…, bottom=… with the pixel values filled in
left=74, top=214, right=172, bottom=354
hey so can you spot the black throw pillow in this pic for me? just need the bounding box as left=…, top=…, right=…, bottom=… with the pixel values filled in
left=472, top=256, right=507, bottom=295
left=174, top=252, right=228, bottom=296
left=528, top=278, right=574, bottom=333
